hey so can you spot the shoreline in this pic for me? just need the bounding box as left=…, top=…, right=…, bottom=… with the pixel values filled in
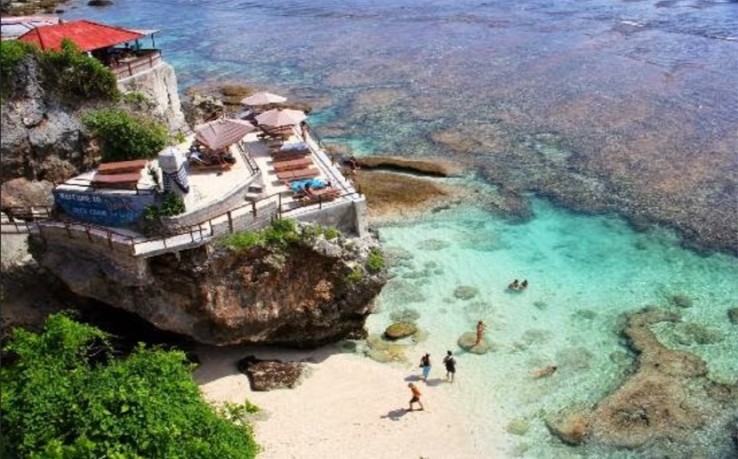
left=194, top=344, right=508, bottom=458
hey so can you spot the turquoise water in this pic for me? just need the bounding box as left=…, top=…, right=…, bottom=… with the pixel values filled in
left=59, top=0, right=738, bottom=455
left=367, top=199, right=738, bottom=457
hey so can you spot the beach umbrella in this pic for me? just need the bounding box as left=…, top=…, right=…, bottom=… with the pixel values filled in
left=255, top=108, right=306, bottom=127
left=240, top=91, right=287, bottom=106
left=195, top=118, right=256, bottom=151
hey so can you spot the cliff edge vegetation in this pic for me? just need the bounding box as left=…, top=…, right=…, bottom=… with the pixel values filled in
left=1, top=313, right=259, bottom=458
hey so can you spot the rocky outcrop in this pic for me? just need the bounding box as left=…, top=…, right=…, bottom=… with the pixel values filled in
left=29, top=228, right=386, bottom=347
left=554, top=307, right=738, bottom=455
left=383, top=322, right=417, bottom=340
left=1, top=178, right=54, bottom=209
left=237, top=355, right=306, bottom=391
left=1, top=55, right=186, bottom=184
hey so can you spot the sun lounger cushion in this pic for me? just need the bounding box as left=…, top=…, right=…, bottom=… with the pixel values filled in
left=97, top=159, right=147, bottom=175
left=276, top=168, right=319, bottom=181
left=92, top=172, right=141, bottom=189
left=273, top=157, right=313, bottom=172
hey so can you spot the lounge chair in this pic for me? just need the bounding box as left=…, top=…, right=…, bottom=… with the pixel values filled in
left=296, top=186, right=341, bottom=203
left=97, top=159, right=147, bottom=175
left=276, top=167, right=320, bottom=182
left=272, top=157, right=314, bottom=172
left=91, top=172, right=141, bottom=189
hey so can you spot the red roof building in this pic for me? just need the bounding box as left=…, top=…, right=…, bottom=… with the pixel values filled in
left=17, top=20, right=144, bottom=52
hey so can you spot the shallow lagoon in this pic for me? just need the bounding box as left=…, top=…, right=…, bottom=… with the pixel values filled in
left=367, top=199, right=738, bottom=457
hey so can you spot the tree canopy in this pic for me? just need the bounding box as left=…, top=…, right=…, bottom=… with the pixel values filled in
left=1, top=313, right=259, bottom=458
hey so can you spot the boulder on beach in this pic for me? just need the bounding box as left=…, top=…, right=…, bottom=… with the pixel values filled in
left=237, top=356, right=306, bottom=391
left=457, top=331, right=492, bottom=354
left=384, top=321, right=417, bottom=340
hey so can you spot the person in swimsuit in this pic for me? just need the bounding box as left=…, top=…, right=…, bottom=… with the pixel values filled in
left=408, top=383, right=424, bottom=411
left=532, top=365, right=558, bottom=379
left=419, top=353, right=431, bottom=381
left=443, top=350, right=456, bottom=383
left=475, top=320, right=487, bottom=346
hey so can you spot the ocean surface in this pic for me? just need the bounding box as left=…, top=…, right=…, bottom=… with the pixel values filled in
left=64, top=0, right=738, bottom=456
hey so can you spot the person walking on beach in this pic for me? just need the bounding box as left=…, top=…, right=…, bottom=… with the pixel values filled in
left=475, top=320, right=487, bottom=346
left=419, top=353, right=431, bottom=381
left=408, top=383, right=424, bottom=411
left=443, top=350, right=456, bottom=383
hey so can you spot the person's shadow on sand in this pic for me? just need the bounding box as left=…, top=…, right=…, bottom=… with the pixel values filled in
left=381, top=408, right=410, bottom=421
left=404, top=375, right=422, bottom=382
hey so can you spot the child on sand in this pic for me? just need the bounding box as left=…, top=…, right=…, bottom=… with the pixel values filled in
left=408, top=383, right=424, bottom=411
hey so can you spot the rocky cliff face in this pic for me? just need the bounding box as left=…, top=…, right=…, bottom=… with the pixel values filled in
left=117, top=62, right=187, bottom=133
left=30, top=230, right=387, bottom=347
left=0, top=57, right=186, bottom=185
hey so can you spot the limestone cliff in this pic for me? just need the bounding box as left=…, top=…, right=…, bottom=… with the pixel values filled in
left=117, top=63, right=187, bottom=133
left=29, top=228, right=387, bottom=347
left=0, top=55, right=186, bottom=184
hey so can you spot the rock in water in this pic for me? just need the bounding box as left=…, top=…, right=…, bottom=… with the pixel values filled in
left=384, top=321, right=417, bottom=340
left=453, top=285, right=479, bottom=300
left=728, top=308, right=738, bottom=325
left=237, top=356, right=305, bottom=391
left=545, top=412, right=590, bottom=445
left=88, top=0, right=113, bottom=6
left=457, top=331, right=492, bottom=354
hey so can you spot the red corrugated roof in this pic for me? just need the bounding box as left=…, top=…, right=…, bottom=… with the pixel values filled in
left=17, top=20, right=144, bottom=52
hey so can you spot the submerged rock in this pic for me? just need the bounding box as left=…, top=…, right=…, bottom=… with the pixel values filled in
left=384, top=322, right=417, bottom=340
left=728, top=308, right=738, bottom=325
left=389, top=308, right=421, bottom=323
left=667, top=293, right=693, bottom=309
left=506, top=418, right=531, bottom=436
left=672, top=322, right=723, bottom=345
left=457, top=331, right=492, bottom=354
left=237, top=356, right=306, bottom=391
left=581, top=308, right=734, bottom=451
left=545, top=411, right=590, bottom=445
left=454, top=285, right=479, bottom=300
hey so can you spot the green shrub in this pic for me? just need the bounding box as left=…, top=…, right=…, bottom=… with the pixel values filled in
left=122, top=91, right=150, bottom=106
left=345, top=267, right=364, bottom=283
left=322, top=227, right=341, bottom=241
left=1, top=313, right=259, bottom=458
left=220, top=231, right=264, bottom=251
left=83, top=108, right=168, bottom=162
left=1, top=39, right=118, bottom=102
left=299, top=223, right=341, bottom=242
left=144, top=192, right=186, bottom=221
left=40, top=39, right=119, bottom=102
left=366, top=248, right=385, bottom=274
left=262, top=218, right=299, bottom=247
left=220, top=219, right=303, bottom=251
left=0, top=40, right=37, bottom=99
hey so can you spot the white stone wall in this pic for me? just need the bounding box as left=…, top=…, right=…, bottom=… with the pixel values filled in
left=117, top=62, right=187, bottom=133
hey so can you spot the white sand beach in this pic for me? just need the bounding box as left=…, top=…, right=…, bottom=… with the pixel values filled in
left=195, top=345, right=505, bottom=459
